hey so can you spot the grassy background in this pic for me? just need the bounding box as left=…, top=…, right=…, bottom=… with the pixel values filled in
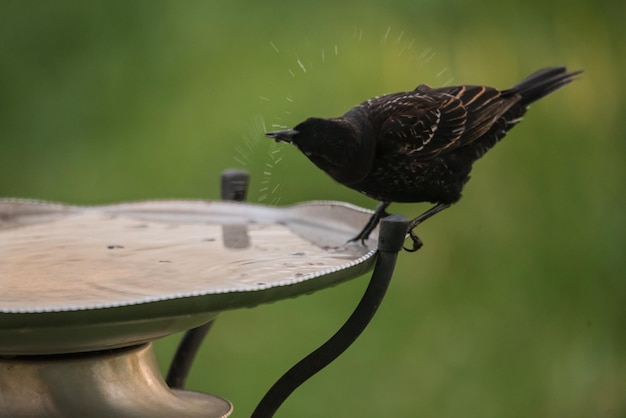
left=1, top=1, right=624, bottom=417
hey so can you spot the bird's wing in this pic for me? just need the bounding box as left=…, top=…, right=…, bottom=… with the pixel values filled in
left=376, top=86, right=520, bottom=160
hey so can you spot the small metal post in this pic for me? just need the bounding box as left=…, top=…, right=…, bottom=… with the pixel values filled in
left=166, top=169, right=250, bottom=389
left=251, top=214, right=409, bottom=418
left=221, top=169, right=250, bottom=201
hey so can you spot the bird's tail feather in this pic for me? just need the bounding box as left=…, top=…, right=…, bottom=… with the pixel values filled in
left=506, top=66, right=582, bottom=106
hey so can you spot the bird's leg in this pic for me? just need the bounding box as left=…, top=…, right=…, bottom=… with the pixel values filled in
left=349, top=201, right=391, bottom=244
left=403, top=203, right=451, bottom=252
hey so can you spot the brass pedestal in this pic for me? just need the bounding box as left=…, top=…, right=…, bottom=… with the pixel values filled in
left=0, top=343, right=232, bottom=418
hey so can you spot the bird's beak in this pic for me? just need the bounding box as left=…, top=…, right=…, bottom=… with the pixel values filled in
left=264, top=129, right=298, bottom=144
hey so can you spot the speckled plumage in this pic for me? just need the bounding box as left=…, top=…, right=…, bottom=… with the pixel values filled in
left=266, top=66, right=581, bottom=250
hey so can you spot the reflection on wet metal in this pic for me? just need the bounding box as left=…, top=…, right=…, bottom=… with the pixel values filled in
left=221, top=169, right=251, bottom=249
left=221, top=223, right=251, bottom=249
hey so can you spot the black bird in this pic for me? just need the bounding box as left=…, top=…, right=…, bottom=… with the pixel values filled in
left=266, top=66, right=582, bottom=251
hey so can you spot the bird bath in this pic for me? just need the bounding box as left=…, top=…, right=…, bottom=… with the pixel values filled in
left=0, top=193, right=405, bottom=417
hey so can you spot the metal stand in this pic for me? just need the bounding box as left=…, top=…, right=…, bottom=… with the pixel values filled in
left=250, top=215, right=408, bottom=418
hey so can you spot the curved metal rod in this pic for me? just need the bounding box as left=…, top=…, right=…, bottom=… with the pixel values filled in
left=166, top=321, right=215, bottom=389
left=251, top=214, right=409, bottom=418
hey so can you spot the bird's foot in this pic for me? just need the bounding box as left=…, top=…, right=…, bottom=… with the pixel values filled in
left=347, top=230, right=370, bottom=246
left=401, top=202, right=452, bottom=253
left=348, top=202, right=391, bottom=246
left=348, top=219, right=381, bottom=245
left=403, top=228, right=423, bottom=252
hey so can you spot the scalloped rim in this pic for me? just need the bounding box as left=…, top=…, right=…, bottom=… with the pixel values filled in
left=1, top=199, right=378, bottom=313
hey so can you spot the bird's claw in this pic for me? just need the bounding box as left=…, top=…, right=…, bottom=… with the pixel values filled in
left=347, top=235, right=368, bottom=246
left=347, top=202, right=391, bottom=247
left=403, top=228, right=423, bottom=252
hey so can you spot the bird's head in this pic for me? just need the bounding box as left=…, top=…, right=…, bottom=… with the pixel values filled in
left=265, top=117, right=353, bottom=154
left=264, top=117, right=369, bottom=185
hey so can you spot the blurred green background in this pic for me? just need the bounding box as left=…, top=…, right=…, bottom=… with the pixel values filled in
left=1, top=1, right=624, bottom=417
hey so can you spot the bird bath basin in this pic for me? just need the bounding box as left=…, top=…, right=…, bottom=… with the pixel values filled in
left=0, top=198, right=381, bottom=417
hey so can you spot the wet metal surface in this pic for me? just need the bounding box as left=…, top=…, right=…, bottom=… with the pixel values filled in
left=0, top=199, right=377, bottom=354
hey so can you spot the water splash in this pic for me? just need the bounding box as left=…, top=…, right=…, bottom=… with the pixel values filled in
left=381, top=26, right=391, bottom=44
left=257, top=140, right=284, bottom=205
left=395, top=31, right=405, bottom=44
left=234, top=114, right=267, bottom=168
left=296, top=58, right=307, bottom=73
